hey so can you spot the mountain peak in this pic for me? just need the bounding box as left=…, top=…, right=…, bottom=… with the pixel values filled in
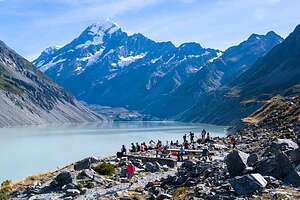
left=87, top=19, right=120, bottom=35
left=248, top=31, right=282, bottom=42
left=265, top=31, right=283, bottom=41
left=43, top=46, right=60, bottom=55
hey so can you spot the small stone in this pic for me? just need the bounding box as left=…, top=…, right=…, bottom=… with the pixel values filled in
left=65, top=189, right=81, bottom=197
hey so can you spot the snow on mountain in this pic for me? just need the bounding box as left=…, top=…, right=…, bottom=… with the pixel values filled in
left=33, top=20, right=283, bottom=123
left=117, top=53, right=146, bottom=67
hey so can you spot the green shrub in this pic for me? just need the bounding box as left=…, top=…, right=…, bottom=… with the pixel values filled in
left=93, top=162, right=115, bottom=176
left=0, top=180, right=12, bottom=200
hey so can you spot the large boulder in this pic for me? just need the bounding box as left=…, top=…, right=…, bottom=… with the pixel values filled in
left=229, top=173, right=267, bottom=195
left=284, top=169, right=300, bottom=187
left=74, top=157, right=99, bottom=171
left=52, top=171, right=74, bottom=187
left=256, top=152, right=293, bottom=180
left=225, top=150, right=249, bottom=176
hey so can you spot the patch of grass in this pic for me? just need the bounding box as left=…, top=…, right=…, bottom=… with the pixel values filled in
left=0, top=180, right=12, bottom=200
left=93, top=162, right=115, bottom=176
left=172, top=187, right=188, bottom=199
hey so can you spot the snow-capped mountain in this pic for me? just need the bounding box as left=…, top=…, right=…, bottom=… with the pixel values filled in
left=34, top=19, right=283, bottom=123
left=33, top=19, right=221, bottom=108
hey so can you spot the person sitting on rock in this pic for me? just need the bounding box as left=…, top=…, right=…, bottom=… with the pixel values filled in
left=149, top=140, right=155, bottom=149
left=140, top=143, right=145, bottom=152
left=184, top=141, right=189, bottom=149
left=136, top=142, right=141, bottom=152
left=130, top=143, right=136, bottom=152
left=127, top=161, right=135, bottom=185
left=142, top=142, right=148, bottom=151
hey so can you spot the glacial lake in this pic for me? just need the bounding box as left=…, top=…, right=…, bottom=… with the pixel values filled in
left=0, top=121, right=228, bottom=182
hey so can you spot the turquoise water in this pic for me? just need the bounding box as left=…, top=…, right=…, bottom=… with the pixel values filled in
left=0, top=121, right=227, bottom=182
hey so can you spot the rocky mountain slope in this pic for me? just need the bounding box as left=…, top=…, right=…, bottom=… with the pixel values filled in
left=0, top=40, right=102, bottom=127
left=179, top=25, right=300, bottom=125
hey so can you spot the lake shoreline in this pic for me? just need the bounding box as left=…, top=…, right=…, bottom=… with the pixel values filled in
left=0, top=121, right=228, bottom=182
left=5, top=122, right=300, bottom=199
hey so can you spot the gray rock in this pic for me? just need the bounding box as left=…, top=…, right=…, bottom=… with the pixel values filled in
left=145, top=162, right=160, bottom=173
left=263, top=176, right=282, bottom=188
left=65, top=189, right=81, bottom=197
left=229, top=173, right=267, bottom=195
left=284, top=169, right=300, bottom=187
left=74, top=157, right=99, bottom=171
left=52, top=171, right=74, bottom=187
left=290, top=148, right=300, bottom=164
left=272, top=139, right=299, bottom=151
left=225, top=150, right=249, bottom=176
left=181, top=160, right=197, bottom=171
left=131, top=159, right=143, bottom=168
left=62, top=183, right=78, bottom=190
left=80, top=169, right=96, bottom=179
left=256, top=152, right=293, bottom=180
left=247, top=153, right=259, bottom=167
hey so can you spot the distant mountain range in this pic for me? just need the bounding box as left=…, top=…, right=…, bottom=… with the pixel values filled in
left=178, top=25, right=300, bottom=124
left=33, top=19, right=300, bottom=125
left=0, top=40, right=102, bottom=127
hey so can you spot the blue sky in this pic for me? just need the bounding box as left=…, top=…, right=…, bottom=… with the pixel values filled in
left=0, top=0, right=300, bottom=60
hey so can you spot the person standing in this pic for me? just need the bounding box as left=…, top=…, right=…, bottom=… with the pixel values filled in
left=178, top=145, right=186, bottom=161
left=201, top=129, right=206, bottom=141
left=230, top=137, right=237, bottom=149
left=127, top=161, right=135, bottom=185
left=189, top=131, right=195, bottom=143
left=121, top=145, right=127, bottom=156
left=202, top=145, right=209, bottom=161
left=183, top=134, right=187, bottom=143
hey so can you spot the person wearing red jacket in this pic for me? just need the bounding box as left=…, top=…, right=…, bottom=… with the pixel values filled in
left=127, top=161, right=135, bottom=183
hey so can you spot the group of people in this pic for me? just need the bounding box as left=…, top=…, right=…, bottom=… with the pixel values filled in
left=118, top=129, right=239, bottom=184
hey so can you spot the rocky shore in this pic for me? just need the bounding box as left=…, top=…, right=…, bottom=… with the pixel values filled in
left=1, top=125, right=299, bottom=200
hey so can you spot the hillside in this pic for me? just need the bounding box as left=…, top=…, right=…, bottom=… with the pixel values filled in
left=0, top=40, right=102, bottom=127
